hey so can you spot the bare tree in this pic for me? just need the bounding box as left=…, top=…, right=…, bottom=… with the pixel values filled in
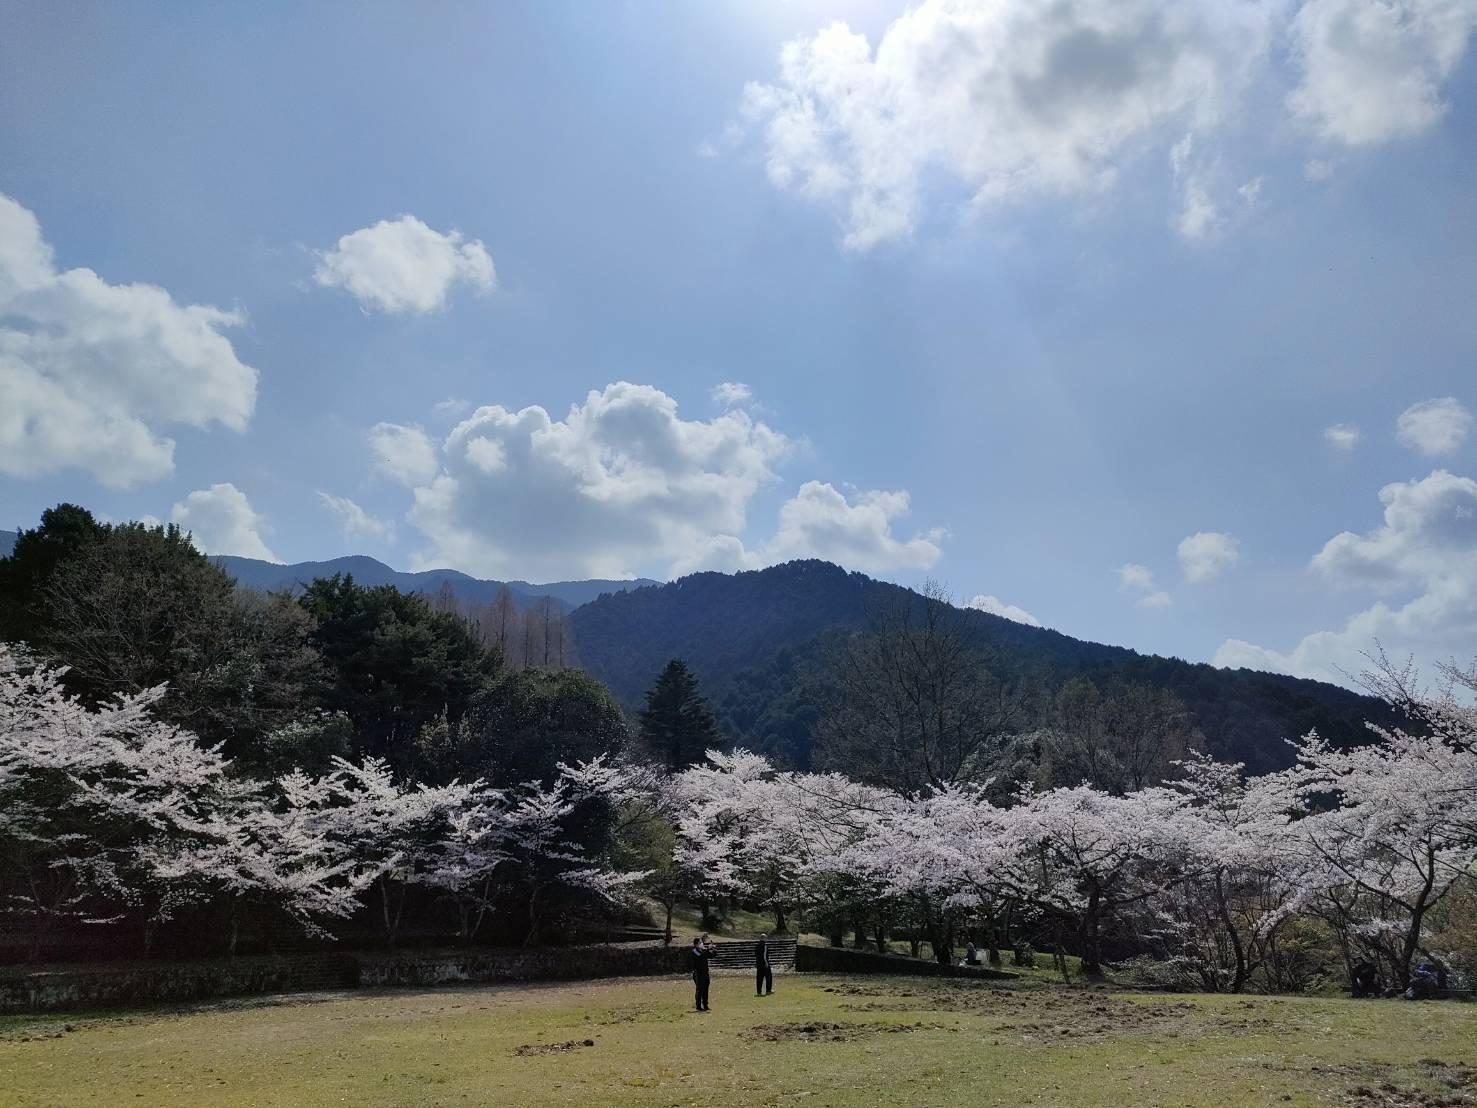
left=814, top=582, right=1025, bottom=796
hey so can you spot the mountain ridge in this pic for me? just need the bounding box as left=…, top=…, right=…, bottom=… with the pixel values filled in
left=567, top=559, right=1385, bottom=775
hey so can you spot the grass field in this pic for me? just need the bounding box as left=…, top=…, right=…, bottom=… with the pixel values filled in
left=4, top=972, right=1475, bottom=1107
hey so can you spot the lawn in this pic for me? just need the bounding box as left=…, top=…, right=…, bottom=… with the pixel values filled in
left=3, top=973, right=1475, bottom=1107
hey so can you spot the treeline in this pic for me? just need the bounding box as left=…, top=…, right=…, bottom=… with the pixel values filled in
left=0, top=505, right=638, bottom=960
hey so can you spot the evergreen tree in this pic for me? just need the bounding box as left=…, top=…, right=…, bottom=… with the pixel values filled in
left=639, top=658, right=719, bottom=771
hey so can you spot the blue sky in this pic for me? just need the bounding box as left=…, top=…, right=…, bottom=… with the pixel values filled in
left=1, top=0, right=1475, bottom=686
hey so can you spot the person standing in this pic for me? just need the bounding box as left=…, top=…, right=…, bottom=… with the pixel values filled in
left=755, top=933, right=773, bottom=996
left=691, top=934, right=712, bottom=1011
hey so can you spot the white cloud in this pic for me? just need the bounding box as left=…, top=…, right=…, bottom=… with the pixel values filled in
left=1214, top=469, right=1477, bottom=682
left=1304, top=157, right=1337, bottom=180
left=712, top=381, right=754, bottom=407
left=406, top=382, right=792, bottom=579
left=432, top=397, right=470, bottom=420
left=1288, top=0, right=1477, bottom=146
left=1178, top=530, right=1242, bottom=583
left=1118, top=562, right=1172, bottom=608
left=740, top=481, right=943, bottom=575
left=317, top=492, right=395, bottom=543
left=313, top=215, right=495, bottom=315
left=735, top=1, right=1476, bottom=249
left=1397, top=397, right=1472, bottom=456
left=1237, top=176, right=1264, bottom=205
left=965, top=594, right=1043, bottom=628
left=737, top=0, right=1276, bottom=249
left=369, top=422, right=439, bottom=487
left=0, top=193, right=257, bottom=488
left=1324, top=422, right=1360, bottom=450
left=390, top=382, right=940, bottom=580
left=170, top=483, right=278, bottom=562
left=696, top=140, right=720, bottom=159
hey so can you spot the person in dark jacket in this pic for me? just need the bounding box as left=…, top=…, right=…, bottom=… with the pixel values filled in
left=755, top=933, right=773, bottom=996
left=691, top=935, right=712, bottom=1011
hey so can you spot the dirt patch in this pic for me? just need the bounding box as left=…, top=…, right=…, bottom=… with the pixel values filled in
left=1343, top=1060, right=1477, bottom=1107
left=513, top=1038, right=596, bottom=1057
left=741, top=1020, right=950, bottom=1043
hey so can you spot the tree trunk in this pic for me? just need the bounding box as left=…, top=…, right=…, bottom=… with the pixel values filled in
left=663, top=898, right=675, bottom=946
left=774, top=904, right=788, bottom=933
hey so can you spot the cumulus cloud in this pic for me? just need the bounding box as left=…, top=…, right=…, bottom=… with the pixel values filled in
left=1119, top=563, right=1171, bottom=608
left=1324, top=422, right=1361, bottom=450
left=734, top=1, right=1475, bottom=248
left=1288, top=0, right=1477, bottom=146
left=384, top=382, right=939, bottom=580
left=314, top=215, right=495, bottom=315
left=965, top=594, right=1043, bottom=628
left=369, top=422, right=439, bottom=487
left=737, top=0, right=1277, bottom=249
left=318, top=492, right=395, bottom=543
left=1178, top=531, right=1242, bottom=583
left=767, top=483, right=941, bottom=571
left=170, top=483, right=278, bottom=561
left=0, top=193, right=257, bottom=488
left=712, top=381, right=754, bottom=408
left=1397, top=397, right=1472, bottom=457
left=1214, top=469, right=1477, bottom=682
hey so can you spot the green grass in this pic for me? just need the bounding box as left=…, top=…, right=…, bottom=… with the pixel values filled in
left=4, top=974, right=1475, bottom=1106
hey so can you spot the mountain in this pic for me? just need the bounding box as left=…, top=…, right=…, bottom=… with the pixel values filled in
left=0, top=530, right=15, bottom=558
left=212, top=553, right=656, bottom=610
left=568, top=559, right=1386, bottom=775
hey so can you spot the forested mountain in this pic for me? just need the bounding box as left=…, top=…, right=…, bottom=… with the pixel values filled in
left=568, top=559, right=1387, bottom=776
left=211, top=553, right=655, bottom=610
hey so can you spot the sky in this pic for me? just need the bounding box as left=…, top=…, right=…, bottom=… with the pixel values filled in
left=1, top=0, right=1475, bottom=689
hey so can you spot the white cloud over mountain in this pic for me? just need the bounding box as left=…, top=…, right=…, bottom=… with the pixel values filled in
left=1119, top=563, right=1171, bottom=608
left=372, top=382, right=940, bottom=580
left=1215, top=469, right=1477, bottom=682
left=965, top=594, right=1043, bottom=627
left=0, top=193, right=257, bottom=488
left=735, top=0, right=1475, bottom=249
left=318, top=492, right=395, bottom=543
left=314, top=215, right=495, bottom=315
left=170, top=483, right=278, bottom=562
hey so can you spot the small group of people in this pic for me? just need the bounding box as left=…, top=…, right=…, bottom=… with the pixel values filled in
left=689, top=932, right=774, bottom=1012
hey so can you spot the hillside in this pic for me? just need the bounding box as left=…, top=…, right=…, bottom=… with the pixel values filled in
left=568, top=559, right=1386, bottom=775
left=209, top=553, right=655, bottom=610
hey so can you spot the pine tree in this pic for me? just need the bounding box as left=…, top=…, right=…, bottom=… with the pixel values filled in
left=640, top=659, right=720, bottom=771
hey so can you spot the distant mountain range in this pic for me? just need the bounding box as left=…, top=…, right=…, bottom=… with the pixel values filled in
left=211, top=553, right=657, bottom=610
left=2, top=526, right=1384, bottom=774
left=0, top=529, right=653, bottom=610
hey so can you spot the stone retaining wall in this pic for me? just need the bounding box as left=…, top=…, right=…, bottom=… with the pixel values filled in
left=0, top=944, right=688, bottom=1014
left=796, top=944, right=1018, bottom=980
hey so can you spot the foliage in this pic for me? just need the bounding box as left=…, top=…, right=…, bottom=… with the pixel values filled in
left=297, top=574, right=497, bottom=771
left=638, top=658, right=720, bottom=772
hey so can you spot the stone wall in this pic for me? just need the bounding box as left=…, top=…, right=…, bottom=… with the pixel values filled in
left=356, top=943, right=688, bottom=988
left=0, top=953, right=360, bottom=1014
left=0, top=944, right=689, bottom=1014
left=796, top=944, right=1018, bottom=980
